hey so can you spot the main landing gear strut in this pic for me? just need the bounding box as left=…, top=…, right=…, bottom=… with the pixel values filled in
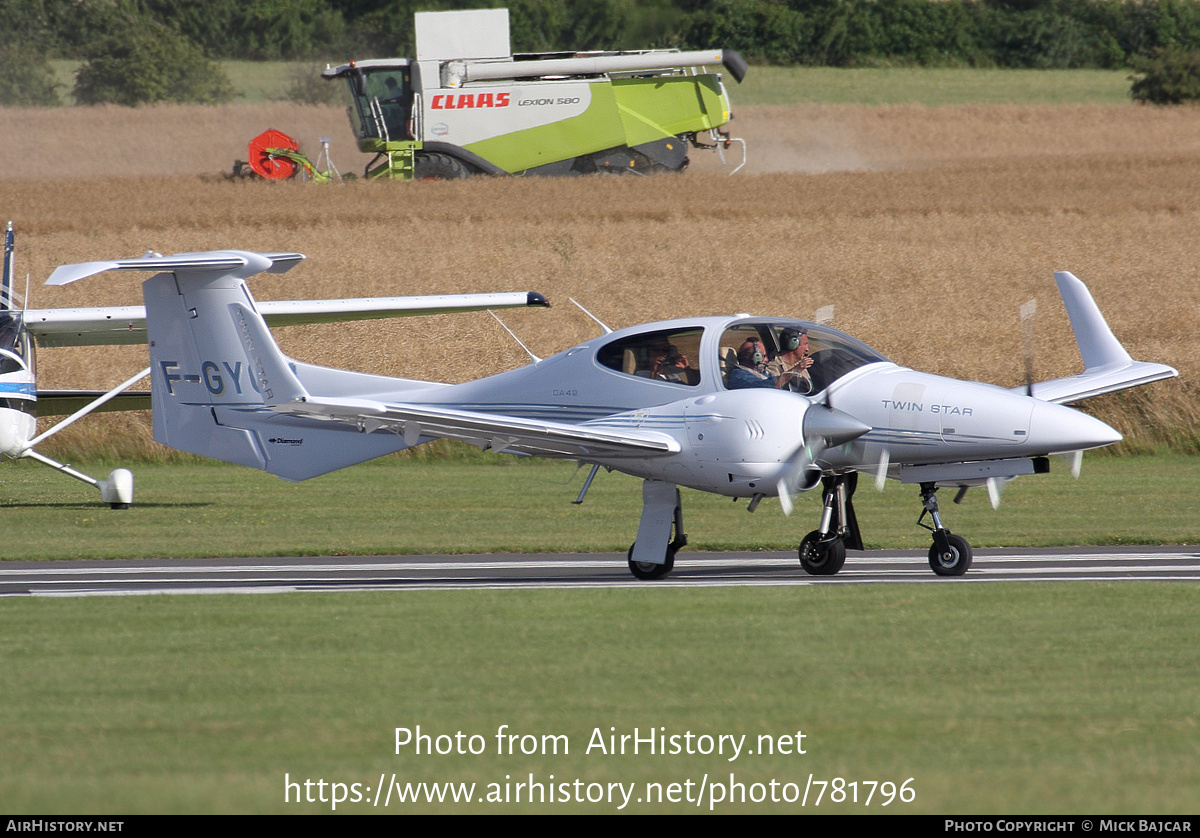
left=917, top=482, right=972, bottom=576
left=798, top=474, right=863, bottom=575
left=627, top=480, right=687, bottom=580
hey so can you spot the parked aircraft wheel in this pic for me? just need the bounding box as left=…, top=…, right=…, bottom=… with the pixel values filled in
left=627, top=543, right=675, bottom=580
left=414, top=152, right=469, bottom=180
left=929, top=534, right=972, bottom=576
left=798, top=531, right=846, bottom=575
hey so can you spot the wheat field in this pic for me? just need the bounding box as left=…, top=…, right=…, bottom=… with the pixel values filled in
left=0, top=101, right=1197, bottom=455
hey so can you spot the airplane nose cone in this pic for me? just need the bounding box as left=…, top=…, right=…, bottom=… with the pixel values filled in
left=804, top=403, right=872, bottom=447
left=1029, top=401, right=1121, bottom=452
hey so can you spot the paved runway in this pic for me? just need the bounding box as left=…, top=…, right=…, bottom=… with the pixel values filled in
left=2, top=546, right=1198, bottom=596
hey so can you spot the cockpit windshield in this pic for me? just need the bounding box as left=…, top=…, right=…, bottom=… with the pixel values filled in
left=0, top=312, right=30, bottom=376
left=719, top=320, right=887, bottom=394
left=344, top=67, right=412, bottom=143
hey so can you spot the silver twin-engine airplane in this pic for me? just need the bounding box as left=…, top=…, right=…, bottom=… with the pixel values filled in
left=48, top=247, right=1177, bottom=579
left=1, top=226, right=547, bottom=508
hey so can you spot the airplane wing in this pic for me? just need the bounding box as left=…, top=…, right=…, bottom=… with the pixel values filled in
left=272, top=396, right=681, bottom=460
left=1020, top=271, right=1177, bottom=404
left=24, top=292, right=550, bottom=347
left=35, top=390, right=151, bottom=416
left=1029, top=361, right=1178, bottom=404
left=38, top=249, right=548, bottom=346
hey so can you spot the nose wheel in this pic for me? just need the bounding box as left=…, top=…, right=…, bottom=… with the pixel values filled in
left=919, top=483, right=972, bottom=576
left=929, top=533, right=972, bottom=576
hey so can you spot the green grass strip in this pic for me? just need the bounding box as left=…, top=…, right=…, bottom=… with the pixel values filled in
left=1, top=584, right=1196, bottom=813
left=1, top=453, right=1196, bottom=560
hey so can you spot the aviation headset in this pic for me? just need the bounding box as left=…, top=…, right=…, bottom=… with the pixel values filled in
left=780, top=328, right=806, bottom=352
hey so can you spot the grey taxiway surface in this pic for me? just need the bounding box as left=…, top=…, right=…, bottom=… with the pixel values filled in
left=2, top=547, right=1198, bottom=596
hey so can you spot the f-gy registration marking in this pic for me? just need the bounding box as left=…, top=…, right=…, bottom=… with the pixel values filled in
left=160, top=360, right=258, bottom=396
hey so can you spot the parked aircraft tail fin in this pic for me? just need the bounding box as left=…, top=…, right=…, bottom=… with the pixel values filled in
left=142, top=252, right=412, bottom=480
left=1025, top=271, right=1177, bottom=404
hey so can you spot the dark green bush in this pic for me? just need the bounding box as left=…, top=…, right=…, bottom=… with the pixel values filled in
left=1130, top=46, right=1200, bottom=102
left=74, top=22, right=235, bottom=105
left=0, top=44, right=63, bottom=106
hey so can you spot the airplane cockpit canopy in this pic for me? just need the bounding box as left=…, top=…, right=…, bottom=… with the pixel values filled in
left=592, top=319, right=888, bottom=395
left=718, top=320, right=888, bottom=393
left=0, top=311, right=31, bottom=376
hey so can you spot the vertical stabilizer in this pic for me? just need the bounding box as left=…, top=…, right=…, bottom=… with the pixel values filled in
left=143, top=252, right=412, bottom=480
left=144, top=261, right=284, bottom=472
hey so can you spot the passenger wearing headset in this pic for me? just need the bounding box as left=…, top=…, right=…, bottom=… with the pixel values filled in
left=766, top=327, right=813, bottom=394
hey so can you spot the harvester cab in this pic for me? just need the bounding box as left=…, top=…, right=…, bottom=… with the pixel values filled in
left=322, top=7, right=748, bottom=180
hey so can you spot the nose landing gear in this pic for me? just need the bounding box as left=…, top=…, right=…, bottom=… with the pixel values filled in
left=918, top=482, right=972, bottom=576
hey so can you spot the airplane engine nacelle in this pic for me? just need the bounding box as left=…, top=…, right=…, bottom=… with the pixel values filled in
left=680, top=388, right=813, bottom=497
left=795, top=464, right=824, bottom=493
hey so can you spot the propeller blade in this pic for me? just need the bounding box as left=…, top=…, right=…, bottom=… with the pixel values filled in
left=814, top=305, right=834, bottom=325
left=777, top=478, right=794, bottom=516
left=874, top=448, right=890, bottom=492
left=777, top=404, right=870, bottom=515
left=1020, top=298, right=1037, bottom=397
left=986, top=477, right=1002, bottom=510
left=1070, top=449, right=1083, bottom=478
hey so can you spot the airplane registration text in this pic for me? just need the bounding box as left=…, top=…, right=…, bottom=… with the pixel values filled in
left=160, top=360, right=258, bottom=397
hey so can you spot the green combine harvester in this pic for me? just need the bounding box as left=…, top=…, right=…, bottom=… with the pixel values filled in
left=319, top=7, right=748, bottom=180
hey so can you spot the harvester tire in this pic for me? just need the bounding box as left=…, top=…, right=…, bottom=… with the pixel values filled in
left=414, top=153, right=469, bottom=180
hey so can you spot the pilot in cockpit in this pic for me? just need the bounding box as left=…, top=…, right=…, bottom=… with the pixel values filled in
left=727, top=339, right=800, bottom=390
left=766, top=327, right=813, bottom=394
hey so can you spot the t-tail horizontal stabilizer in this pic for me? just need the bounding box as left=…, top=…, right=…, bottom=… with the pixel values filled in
left=46, top=251, right=305, bottom=286
left=1023, top=271, right=1177, bottom=404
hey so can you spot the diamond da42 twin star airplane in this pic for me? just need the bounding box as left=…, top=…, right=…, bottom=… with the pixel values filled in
left=0, top=225, right=547, bottom=507
left=49, top=247, right=1177, bottom=579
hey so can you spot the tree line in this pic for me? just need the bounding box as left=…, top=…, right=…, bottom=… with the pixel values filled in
left=5, top=0, right=1200, bottom=105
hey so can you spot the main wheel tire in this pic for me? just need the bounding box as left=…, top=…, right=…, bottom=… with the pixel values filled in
left=627, top=543, right=675, bottom=580
left=929, top=533, right=972, bottom=576
left=414, top=152, right=469, bottom=180
left=798, top=531, right=846, bottom=575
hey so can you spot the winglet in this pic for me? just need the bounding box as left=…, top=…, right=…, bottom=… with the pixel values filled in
left=46, top=251, right=305, bottom=286
left=1053, top=271, right=1132, bottom=369
left=1023, top=272, right=1177, bottom=403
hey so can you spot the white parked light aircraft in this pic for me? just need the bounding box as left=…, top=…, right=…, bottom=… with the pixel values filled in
left=49, top=247, right=1177, bottom=578
left=1, top=225, right=547, bottom=507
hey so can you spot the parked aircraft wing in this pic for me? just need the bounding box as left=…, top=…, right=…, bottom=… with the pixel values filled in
left=24, top=292, right=550, bottom=347
left=35, top=390, right=151, bottom=416
left=1019, top=271, right=1177, bottom=404
left=272, top=396, right=682, bottom=460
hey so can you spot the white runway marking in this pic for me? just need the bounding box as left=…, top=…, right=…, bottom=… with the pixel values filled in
left=2, top=547, right=1198, bottom=597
